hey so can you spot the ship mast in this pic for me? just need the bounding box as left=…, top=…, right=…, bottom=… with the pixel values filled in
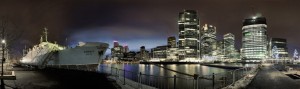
left=43, top=27, right=48, bottom=42
left=40, top=35, right=43, bottom=43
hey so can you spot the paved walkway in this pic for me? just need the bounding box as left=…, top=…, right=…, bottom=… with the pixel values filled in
left=4, top=67, right=118, bottom=89
left=247, top=65, right=300, bottom=89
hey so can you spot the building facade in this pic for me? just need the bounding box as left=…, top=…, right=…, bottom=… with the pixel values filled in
left=269, top=38, right=288, bottom=59
left=178, top=10, right=200, bottom=60
left=168, top=36, right=177, bottom=48
left=200, top=24, right=217, bottom=57
left=241, top=17, right=268, bottom=61
left=215, top=40, right=225, bottom=59
left=151, top=45, right=168, bottom=60
left=136, top=46, right=150, bottom=60
left=223, top=33, right=236, bottom=59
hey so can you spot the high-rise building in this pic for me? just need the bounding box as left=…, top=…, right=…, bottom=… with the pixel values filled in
left=216, top=40, right=225, bottom=59
left=269, top=38, right=288, bottom=59
left=111, top=45, right=124, bottom=60
left=123, top=45, right=129, bottom=53
left=241, top=17, right=268, bottom=61
left=113, top=41, right=119, bottom=47
left=178, top=10, right=200, bottom=60
left=200, top=24, right=217, bottom=57
left=168, top=36, right=176, bottom=48
left=224, top=33, right=236, bottom=58
left=136, top=46, right=150, bottom=60
left=152, top=45, right=168, bottom=60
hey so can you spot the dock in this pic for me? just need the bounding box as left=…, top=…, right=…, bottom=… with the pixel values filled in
left=4, top=67, right=118, bottom=89
left=202, top=64, right=244, bottom=69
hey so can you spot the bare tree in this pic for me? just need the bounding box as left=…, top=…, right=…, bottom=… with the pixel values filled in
left=0, top=16, right=24, bottom=63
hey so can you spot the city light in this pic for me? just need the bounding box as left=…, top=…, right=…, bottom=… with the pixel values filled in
left=1, top=40, right=5, bottom=44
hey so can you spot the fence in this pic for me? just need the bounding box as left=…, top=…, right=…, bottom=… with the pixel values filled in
left=98, top=64, right=258, bottom=89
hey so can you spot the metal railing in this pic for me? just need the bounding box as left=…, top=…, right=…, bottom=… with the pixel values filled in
left=98, top=64, right=258, bottom=89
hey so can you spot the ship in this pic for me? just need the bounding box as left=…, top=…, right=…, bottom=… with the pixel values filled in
left=20, top=28, right=109, bottom=71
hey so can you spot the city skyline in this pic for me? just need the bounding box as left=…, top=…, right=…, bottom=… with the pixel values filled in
left=1, top=0, right=300, bottom=56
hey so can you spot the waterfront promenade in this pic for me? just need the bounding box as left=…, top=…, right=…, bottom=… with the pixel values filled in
left=3, top=66, right=118, bottom=89
left=247, top=64, right=300, bottom=89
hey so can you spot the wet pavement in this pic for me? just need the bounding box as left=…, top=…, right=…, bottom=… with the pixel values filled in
left=247, top=65, right=300, bottom=89
left=3, top=67, right=117, bottom=89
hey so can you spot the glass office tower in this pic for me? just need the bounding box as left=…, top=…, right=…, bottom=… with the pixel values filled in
left=178, top=10, right=200, bottom=60
left=241, top=17, right=267, bottom=61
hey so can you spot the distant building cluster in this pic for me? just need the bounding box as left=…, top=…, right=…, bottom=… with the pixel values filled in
left=109, top=10, right=290, bottom=62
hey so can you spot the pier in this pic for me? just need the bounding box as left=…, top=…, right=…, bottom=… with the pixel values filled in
left=3, top=66, right=118, bottom=89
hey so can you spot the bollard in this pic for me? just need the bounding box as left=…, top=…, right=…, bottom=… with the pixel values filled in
left=174, top=75, right=176, bottom=89
left=116, top=68, right=118, bottom=79
left=212, top=73, right=215, bottom=89
left=123, top=69, right=126, bottom=85
left=138, top=72, right=142, bottom=89
left=224, top=76, right=227, bottom=86
left=111, top=67, right=113, bottom=75
left=232, top=70, right=235, bottom=85
left=193, top=74, right=199, bottom=89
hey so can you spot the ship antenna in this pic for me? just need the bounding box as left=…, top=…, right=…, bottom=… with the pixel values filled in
left=43, top=27, right=48, bottom=42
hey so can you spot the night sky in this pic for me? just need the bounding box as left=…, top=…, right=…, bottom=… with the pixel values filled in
left=1, top=0, right=300, bottom=55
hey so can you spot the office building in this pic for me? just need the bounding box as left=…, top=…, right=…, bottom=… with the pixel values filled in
left=200, top=24, right=217, bottom=57
left=224, top=33, right=236, bottom=59
left=269, top=38, right=288, bottom=59
left=168, top=36, right=176, bottom=48
left=178, top=10, right=200, bottom=60
left=241, top=17, right=268, bottom=61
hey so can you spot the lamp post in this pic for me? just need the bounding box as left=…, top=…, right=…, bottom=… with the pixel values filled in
left=1, top=39, right=5, bottom=89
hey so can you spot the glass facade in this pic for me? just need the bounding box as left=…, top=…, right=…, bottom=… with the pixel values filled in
left=269, top=38, right=288, bottom=59
left=200, top=24, right=217, bottom=57
left=167, top=36, right=176, bottom=48
left=241, top=17, right=267, bottom=60
left=178, top=10, right=200, bottom=60
left=224, top=33, right=236, bottom=58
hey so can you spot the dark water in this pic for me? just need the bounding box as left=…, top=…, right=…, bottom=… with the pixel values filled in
left=98, top=63, right=257, bottom=89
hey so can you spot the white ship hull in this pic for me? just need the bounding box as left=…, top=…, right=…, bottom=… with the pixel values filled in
left=20, top=42, right=109, bottom=69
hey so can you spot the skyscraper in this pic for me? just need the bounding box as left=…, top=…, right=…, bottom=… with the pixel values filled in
left=113, top=41, right=119, bottom=47
left=178, top=10, right=200, bottom=60
left=216, top=40, right=225, bottom=59
left=224, top=33, right=236, bottom=58
left=241, top=17, right=268, bottom=61
left=123, top=45, right=129, bottom=53
left=200, top=24, right=217, bottom=57
left=269, top=38, right=288, bottom=59
left=167, top=36, right=176, bottom=48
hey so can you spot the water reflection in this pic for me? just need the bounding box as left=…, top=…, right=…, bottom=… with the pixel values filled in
left=100, top=63, right=257, bottom=89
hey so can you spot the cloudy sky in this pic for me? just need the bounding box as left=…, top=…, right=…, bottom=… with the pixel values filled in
left=1, top=0, right=300, bottom=55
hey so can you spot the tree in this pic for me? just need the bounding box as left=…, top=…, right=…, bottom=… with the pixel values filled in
left=0, top=16, right=24, bottom=63
left=293, top=49, right=298, bottom=60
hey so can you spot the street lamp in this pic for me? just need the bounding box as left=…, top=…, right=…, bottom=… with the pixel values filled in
left=1, top=40, right=5, bottom=44
left=1, top=39, right=5, bottom=89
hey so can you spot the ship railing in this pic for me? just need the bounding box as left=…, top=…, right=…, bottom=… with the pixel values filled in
left=98, top=64, right=258, bottom=89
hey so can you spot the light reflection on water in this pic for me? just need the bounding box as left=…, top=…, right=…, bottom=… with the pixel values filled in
left=100, top=63, right=257, bottom=89
left=103, top=63, right=257, bottom=77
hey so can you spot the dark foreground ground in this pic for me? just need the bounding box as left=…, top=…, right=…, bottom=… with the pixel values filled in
left=4, top=67, right=117, bottom=89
